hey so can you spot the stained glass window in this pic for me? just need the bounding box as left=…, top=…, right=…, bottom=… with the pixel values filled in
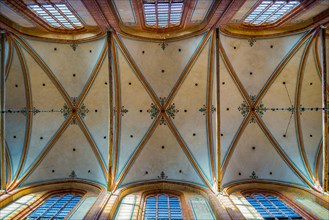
left=27, top=194, right=82, bottom=219
left=244, top=1, right=300, bottom=25
left=143, top=0, right=184, bottom=28
left=245, top=194, right=302, bottom=219
left=28, top=4, right=83, bottom=29
left=144, top=194, right=183, bottom=220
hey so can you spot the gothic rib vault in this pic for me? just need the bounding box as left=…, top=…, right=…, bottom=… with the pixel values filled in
left=2, top=27, right=326, bottom=193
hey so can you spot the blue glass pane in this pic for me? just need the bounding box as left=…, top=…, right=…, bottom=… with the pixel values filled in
left=144, top=195, right=183, bottom=220
left=145, top=197, right=157, bottom=219
left=246, top=194, right=302, bottom=220
left=27, top=194, right=81, bottom=219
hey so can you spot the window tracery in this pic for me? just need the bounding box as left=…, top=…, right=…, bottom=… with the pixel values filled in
left=244, top=1, right=300, bottom=25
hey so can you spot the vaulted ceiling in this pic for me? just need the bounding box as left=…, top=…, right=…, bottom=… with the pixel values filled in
left=0, top=0, right=328, bottom=193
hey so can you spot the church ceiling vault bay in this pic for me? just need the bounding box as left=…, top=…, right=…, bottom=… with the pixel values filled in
left=0, top=0, right=328, bottom=219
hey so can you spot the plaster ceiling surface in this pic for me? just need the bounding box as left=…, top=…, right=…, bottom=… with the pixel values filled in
left=0, top=2, right=34, bottom=28
left=4, top=35, right=109, bottom=189
left=292, top=0, right=329, bottom=22
left=113, top=31, right=217, bottom=189
left=112, top=0, right=136, bottom=26
left=219, top=29, right=323, bottom=189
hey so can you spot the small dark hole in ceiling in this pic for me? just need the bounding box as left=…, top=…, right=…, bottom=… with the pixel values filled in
left=193, top=133, right=196, bottom=136
left=73, top=74, right=76, bottom=77
left=73, top=148, right=76, bottom=151
left=195, top=83, right=198, bottom=86
left=15, top=84, right=18, bottom=87
left=161, top=146, right=165, bottom=149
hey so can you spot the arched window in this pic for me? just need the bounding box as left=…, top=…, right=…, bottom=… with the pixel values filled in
left=245, top=194, right=302, bottom=219
left=144, top=194, right=183, bottom=220
left=243, top=1, right=300, bottom=25
left=27, top=193, right=82, bottom=219
left=143, top=0, right=184, bottom=28
left=28, top=3, right=83, bottom=29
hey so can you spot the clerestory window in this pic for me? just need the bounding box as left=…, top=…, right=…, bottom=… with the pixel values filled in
left=27, top=193, right=82, bottom=219
left=244, top=1, right=300, bottom=25
left=143, top=0, right=184, bottom=28
left=144, top=194, right=183, bottom=219
left=28, top=4, right=83, bottom=29
left=245, top=194, right=302, bottom=219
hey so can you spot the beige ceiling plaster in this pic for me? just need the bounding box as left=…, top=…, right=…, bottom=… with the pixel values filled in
left=0, top=2, right=34, bottom=27
left=67, top=0, right=97, bottom=26
left=112, top=0, right=136, bottom=25
left=261, top=40, right=310, bottom=181
left=222, top=122, right=306, bottom=188
left=219, top=32, right=305, bottom=96
left=219, top=56, right=245, bottom=164
left=21, top=124, right=107, bottom=187
left=115, top=43, right=156, bottom=178
left=120, top=123, right=205, bottom=188
left=81, top=53, right=109, bottom=167
left=19, top=47, right=66, bottom=176
left=231, top=0, right=258, bottom=22
left=171, top=38, right=212, bottom=182
left=119, top=33, right=206, bottom=99
left=5, top=46, right=27, bottom=179
left=190, top=0, right=215, bottom=23
left=293, top=1, right=329, bottom=22
left=300, top=41, right=322, bottom=174
left=22, top=37, right=106, bottom=98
